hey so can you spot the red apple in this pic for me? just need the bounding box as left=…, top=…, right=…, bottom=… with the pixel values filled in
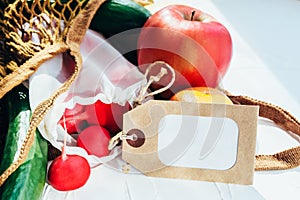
left=137, top=5, right=232, bottom=99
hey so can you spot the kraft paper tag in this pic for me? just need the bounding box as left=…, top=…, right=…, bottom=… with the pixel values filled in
left=122, top=100, right=259, bottom=185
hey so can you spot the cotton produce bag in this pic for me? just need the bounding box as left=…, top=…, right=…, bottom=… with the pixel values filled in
left=29, top=29, right=146, bottom=166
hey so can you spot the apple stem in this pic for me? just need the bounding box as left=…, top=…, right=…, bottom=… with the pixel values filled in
left=191, top=10, right=196, bottom=21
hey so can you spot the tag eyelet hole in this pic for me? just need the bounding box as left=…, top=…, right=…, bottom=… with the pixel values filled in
left=126, top=129, right=145, bottom=148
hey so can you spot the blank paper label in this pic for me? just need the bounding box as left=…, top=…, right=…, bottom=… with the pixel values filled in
left=158, top=115, right=239, bottom=170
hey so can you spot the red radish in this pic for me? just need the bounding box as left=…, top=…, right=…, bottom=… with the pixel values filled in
left=58, top=104, right=87, bottom=134
left=63, top=103, right=85, bottom=118
left=58, top=101, right=131, bottom=136
left=77, top=125, right=111, bottom=157
left=85, top=100, right=131, bottom=135
left=48, top=123, right=91, bottom=191
left=58, top=117, right=87, bottom=134
left=47, top=154, right=90, bottom=191
left=83, top=103, right=99, bottom=125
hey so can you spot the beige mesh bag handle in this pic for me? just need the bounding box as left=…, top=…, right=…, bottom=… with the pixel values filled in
left=0, top=0, right=106, bottom=186
left=227, top=94, right=300, bottom=170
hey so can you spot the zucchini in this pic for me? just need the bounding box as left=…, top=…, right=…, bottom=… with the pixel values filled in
left=90, top=0, right=151, bottom=65
left=0, top=98, right=9, bottom=165
left=0, top=84, right=48, bottom=200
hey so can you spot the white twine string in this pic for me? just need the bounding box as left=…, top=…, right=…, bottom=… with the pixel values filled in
left=134, top=61, right=176, bottom=106
left=108, top=61, right=176, bottom=150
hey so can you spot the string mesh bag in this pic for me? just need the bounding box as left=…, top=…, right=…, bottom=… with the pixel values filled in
left=0, top=0, right=108, bottom=186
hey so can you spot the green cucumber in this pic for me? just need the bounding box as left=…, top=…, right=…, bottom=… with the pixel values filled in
left=0, top=98, right=9, bottom=165
left=0, top=84, right=48, bottom=200
left=90, top=0, right=151, bottom=65
left=90, top=0, right=151, bottom=37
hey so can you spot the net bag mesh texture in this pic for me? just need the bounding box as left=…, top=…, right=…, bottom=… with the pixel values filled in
left=0, top=0, right=105, bottom=186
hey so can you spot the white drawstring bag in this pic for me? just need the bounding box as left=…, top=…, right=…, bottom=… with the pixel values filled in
left=29, top=29, right=147, bottom=167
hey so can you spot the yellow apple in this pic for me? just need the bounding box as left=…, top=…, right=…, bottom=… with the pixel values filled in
left=170, top=87, right=233, bottom=104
